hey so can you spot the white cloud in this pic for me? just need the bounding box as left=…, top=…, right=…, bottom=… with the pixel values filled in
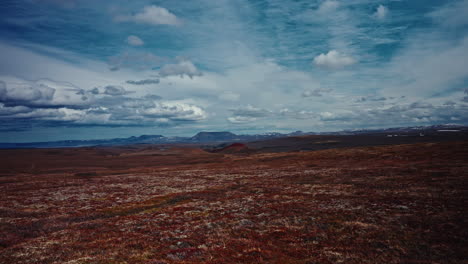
left=116, top=5, right=181, bottom=26
left=227, top=116, right=257, bottom=124
left=0, top=43, right=211, bottom=130
left=280, top=108, right=316, bottom=120
left=0, top=107, right=102, bottom=123
left=142, top=101, right=207, bottom=121
left=158, top=60, right=202, bottom=79
left=302, top=88, right=333, bottom=97
left=428, top=0, right=468, bottom=29
left=127, top=35, right=144, bottom=46
left=374, top=5, right=389, bottom=20
left=383, top=35, right=468, bottom=97
left=319, top=110, right=357, bottom=121
left=230, top=105, right=271, bottom=118
left=313, top=50, right=356, bottom=69
left=0, top=74, right=207, bottom=126
left=3, top=0, right=468, bottom=137
left=0, top=42, right=156, bottom=98
left=218, top=91, right=240, bottom=102
left=318, top=0, right=340, bottom=13
left=108, top=51, right=167, bottom=71
left=3, top=82, right=54, bottom=102
left=0, top=77, right=93, bottom=107
left=227, top=105, right=273, bottom=124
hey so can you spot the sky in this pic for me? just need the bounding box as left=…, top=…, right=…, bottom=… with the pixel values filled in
left=0, top=0, right=468, bottom=142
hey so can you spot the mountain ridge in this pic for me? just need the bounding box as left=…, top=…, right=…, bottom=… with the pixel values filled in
left=0, top=125, right=466, bottom=149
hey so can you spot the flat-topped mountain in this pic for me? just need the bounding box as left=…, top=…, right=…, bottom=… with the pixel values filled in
left=190, top=132, right=238, bottom=142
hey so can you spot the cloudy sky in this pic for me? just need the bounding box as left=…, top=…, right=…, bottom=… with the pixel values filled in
left=1, top=0, right=468, bottom=142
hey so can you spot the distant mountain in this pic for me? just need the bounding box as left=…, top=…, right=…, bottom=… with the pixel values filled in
left=0, top=135, right=164, bottom=149
left=331, top=124, right=467, bottom=135
left=0, top=125, right=466, bottom=149
left=0, top=131, right=300, bottom=149
left=190, top=132, right=238, bottom=142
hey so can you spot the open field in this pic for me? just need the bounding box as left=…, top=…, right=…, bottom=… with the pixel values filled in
left=1, top=140, right=467, bottom=263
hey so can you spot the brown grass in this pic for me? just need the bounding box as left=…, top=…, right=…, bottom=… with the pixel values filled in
left=0, top=141, right=467, bottom=263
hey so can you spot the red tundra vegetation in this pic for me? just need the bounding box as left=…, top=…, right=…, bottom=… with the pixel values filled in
left=211, top=143, right=250, bottom=154
left=0, top=141, right=467, bottom=263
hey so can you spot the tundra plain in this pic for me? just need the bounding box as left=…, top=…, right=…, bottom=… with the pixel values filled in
left=0, top=137, right=467, bottom=264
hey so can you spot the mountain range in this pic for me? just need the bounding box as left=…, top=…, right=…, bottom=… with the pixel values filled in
left=0, top=124, right=466, bottom=149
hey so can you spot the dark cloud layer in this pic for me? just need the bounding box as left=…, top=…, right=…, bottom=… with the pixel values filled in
left=104, top=86, right=129, bottom=96
left=126, top=79, right=160, bottom=85
left=0, top=77, right=207, bottom=131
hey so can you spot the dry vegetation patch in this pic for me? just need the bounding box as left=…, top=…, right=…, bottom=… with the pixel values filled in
left=0, top=141, right=467, bottom=263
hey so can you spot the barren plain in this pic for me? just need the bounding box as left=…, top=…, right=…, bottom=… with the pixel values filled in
left=0, top=138, right=467, bottom=263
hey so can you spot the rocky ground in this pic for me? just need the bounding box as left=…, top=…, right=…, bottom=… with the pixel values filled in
left=0, top=141, right=467, bottom=263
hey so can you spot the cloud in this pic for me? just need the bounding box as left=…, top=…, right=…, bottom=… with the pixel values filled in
left=116, top=5, right=181, bottom=26
left=355, top=96, right=387, bottom=103
left=89, top=87, right=100, bottom=95
left=463, top=89, right=468, bottom=102
left=144, top=94, right=163, bottom=100
left=88, top=95, right=206, bottom=124
left=383, top=35, right=468, bottom=97
left=302, top=88, right=333, bottom=97
left=374, top=5, right=389, bottom=20
left=108, top=51, right=168, bottom=71
left=313, top=50, right=356, bottom=69
left=158, top=60, right=202, bottom=79
left=230, top=105, right=271, bottom=118
left=408, top=101, right=433, bottom=109
left=0, top=81, right=55, bottom=103
left=318, top=0, right=340, bottom=13
left=0, top=44, right=209, bottom=132
left=126, top=79, right=160, bottom=85
left=141, top=102, right=207, bottom=121
left=280, top=108, right=316, bottom=120
left=377, top=1, right=468, bottom=98
left=0, top=77, right=93, bottom=108
left=0, top=81, right=5, bottom=95
left=127, top=35, right=144, bottom=46
left=227, top=116, right=257, bottom=124
left=103, top=85, right=130, bottom=96
left=218, top=91, right=240, bottom=102
left=0, top=87, right=207, bottom=127
left=0, top=103, right=32, bottom=116
left=313, top=98, right=468, bottom=127
left=0, top=106, right=107, bottom=124
left=319, top=110, right=357, bottom=122
left=2, top=1, right=468, bottom=137
left=428, top=0, right=468, bottom=29
left=227, top=105, right=271, bottom=124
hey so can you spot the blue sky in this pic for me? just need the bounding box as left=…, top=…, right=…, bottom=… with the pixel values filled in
left=1, top=0, right=468, bottom=142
